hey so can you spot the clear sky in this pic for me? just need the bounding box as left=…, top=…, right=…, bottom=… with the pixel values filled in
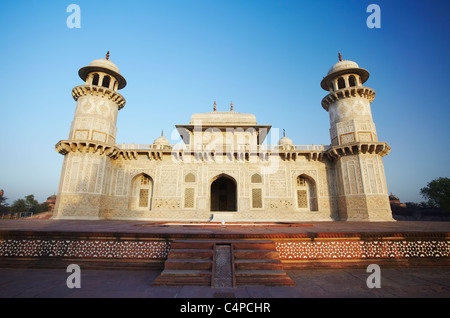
left=0, top=0, right=449, bottom=205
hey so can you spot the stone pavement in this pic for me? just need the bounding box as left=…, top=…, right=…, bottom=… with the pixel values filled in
left=0, top=267, right=449, bottom=298
left=0, top=219, right=449, bottom=236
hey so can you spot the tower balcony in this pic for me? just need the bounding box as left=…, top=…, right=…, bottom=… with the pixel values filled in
left=72, top=85, right=126, bottom=110
left=321, top=86, right=375, bottom=111
left=326, top=141, right=391, bottom=160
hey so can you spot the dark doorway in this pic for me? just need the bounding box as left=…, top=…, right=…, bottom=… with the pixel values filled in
left=211, top=176, right=237, bottom=211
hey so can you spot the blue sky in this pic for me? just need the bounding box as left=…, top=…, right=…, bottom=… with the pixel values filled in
left=0, top=0, right=449, bottom=205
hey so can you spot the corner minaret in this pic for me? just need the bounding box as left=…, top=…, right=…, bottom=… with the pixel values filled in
left=322, top=53, right=393, bottom=221
left=70, top=51, right=126, bottom=145
left=321, top=52, right=376, bottom=146
left=53, top=53, right=127, bottom=219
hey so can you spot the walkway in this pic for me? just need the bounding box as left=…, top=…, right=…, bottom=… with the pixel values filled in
left=0, top=219, right=449, bottom=235
left=0, top=267, right=449, bottom=298
left=0, top=219, right=449, bottom=301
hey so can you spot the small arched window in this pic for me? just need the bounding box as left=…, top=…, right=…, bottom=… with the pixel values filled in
left=185, top=173, right=195, bottom=183
left=92, top=73, right=99, bottom=86
left=102, top=75, right=111, bottom=89
left=251, top=174, right=262, bottom=183
left=338, top=77, right=345, bottom=89
left=138, top=174, right=153, bottom=209
left=295, top=175, right=317, bottom=211
left=349, top=75, right=356, bottom=87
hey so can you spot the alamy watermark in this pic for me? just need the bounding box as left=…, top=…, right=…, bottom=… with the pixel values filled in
left=66, top=4, right=380, bottom=30
left=168, top=124, right=282, bottom=175
left=366, top=4, right=381, bottom=29
left=366, top=264, right=381, bottom=288
left=66, top=4, right=81, bottom=29
left=66, top=264, right=81, bottom=288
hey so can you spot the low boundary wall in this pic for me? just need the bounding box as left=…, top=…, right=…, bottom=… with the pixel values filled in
left=0, top=230, right=448, bottom=270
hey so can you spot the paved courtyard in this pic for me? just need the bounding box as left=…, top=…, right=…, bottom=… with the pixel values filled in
left=0, top=219, right=449, bottom=235
left=0, top=267, right=449, bottom=298
left=1, top=219, right=449, bottom=301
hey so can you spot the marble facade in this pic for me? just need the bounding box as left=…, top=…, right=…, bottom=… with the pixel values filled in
left=53, top=53, right=393, bottom=222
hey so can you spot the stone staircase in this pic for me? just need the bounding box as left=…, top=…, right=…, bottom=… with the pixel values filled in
left=151, top=240, right=294, bottom=287
left=152, top=241, right=214, bottom=286
left=233, top=241, right=294, bottom=286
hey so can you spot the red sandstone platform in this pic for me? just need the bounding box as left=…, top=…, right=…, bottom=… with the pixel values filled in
left=0, top=219, right=449, bottom=236
left=1, top=220, right=449, bottom=295
left=0, top=220, right=449, bottom=273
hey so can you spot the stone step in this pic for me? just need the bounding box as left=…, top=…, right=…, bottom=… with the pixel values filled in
left=235, top=269, right=288, bottom=276
left=232, top=241, right=276, bottom=250
left=234, top=259, right=284, bottom=271
left=159, top=269, right=212, bottom=276
left=167, top=249, right=214, bottom=260
left=234, top=270, right=295, bottom=286
left=151, top=272, right=211, bottom=286
left=233, top=250, right=280, bottom=259
left=170, top=241, right=215, bottom=250
left=164, top=259, right=212, bottom=270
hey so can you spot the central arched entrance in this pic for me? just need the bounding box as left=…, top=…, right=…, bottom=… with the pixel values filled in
left=210, top=175, right=237, bottom=211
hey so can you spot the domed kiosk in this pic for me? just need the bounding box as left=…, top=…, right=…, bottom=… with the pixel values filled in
left=278, top=130, right=294, bottom=150
left=153, top=131, right=170, bottom=149
left=320, top=52, right=369, bottom=92
left=78, top=51, right=127, bottom=90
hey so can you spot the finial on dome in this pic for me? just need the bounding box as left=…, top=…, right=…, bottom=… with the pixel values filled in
left=161, top=129, right=164, bottom=136
left=106, top=51, right=110, bottom=60
left=213, top=100, right=216, bottom=112
left=338, top=52, right=342, bottom=62
left=283, top=129, right=285, bottom=137
left=230, top=100, right=234, bottom=112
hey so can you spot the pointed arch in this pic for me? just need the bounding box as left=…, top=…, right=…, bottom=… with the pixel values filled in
left=92, top=73, right=100, bottom=86
left=129, top=173, right=154, bottom=210
left=295, top=174, right=318, bottom=211
left=210, top=174, right=237, bottom=211
left=349, top=75, right=356, bottom=87
left=338, top=77, right=346, bottom=89
left=185, top=173, right=196, bottom=183
left=102, top=75, right=111, bottom=89
left=251, top=173, right=262, bottom=183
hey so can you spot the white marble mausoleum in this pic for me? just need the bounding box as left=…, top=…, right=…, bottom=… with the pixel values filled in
left=53, top=52, right=393, bottom=222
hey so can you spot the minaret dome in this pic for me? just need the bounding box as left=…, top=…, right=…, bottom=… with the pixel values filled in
left=320, top=52, right=369, bottom=93
left=78, top=51, right=127, bottom=91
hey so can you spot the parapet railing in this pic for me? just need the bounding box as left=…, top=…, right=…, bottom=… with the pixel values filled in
left=116, top=143, right=330, bottom=152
